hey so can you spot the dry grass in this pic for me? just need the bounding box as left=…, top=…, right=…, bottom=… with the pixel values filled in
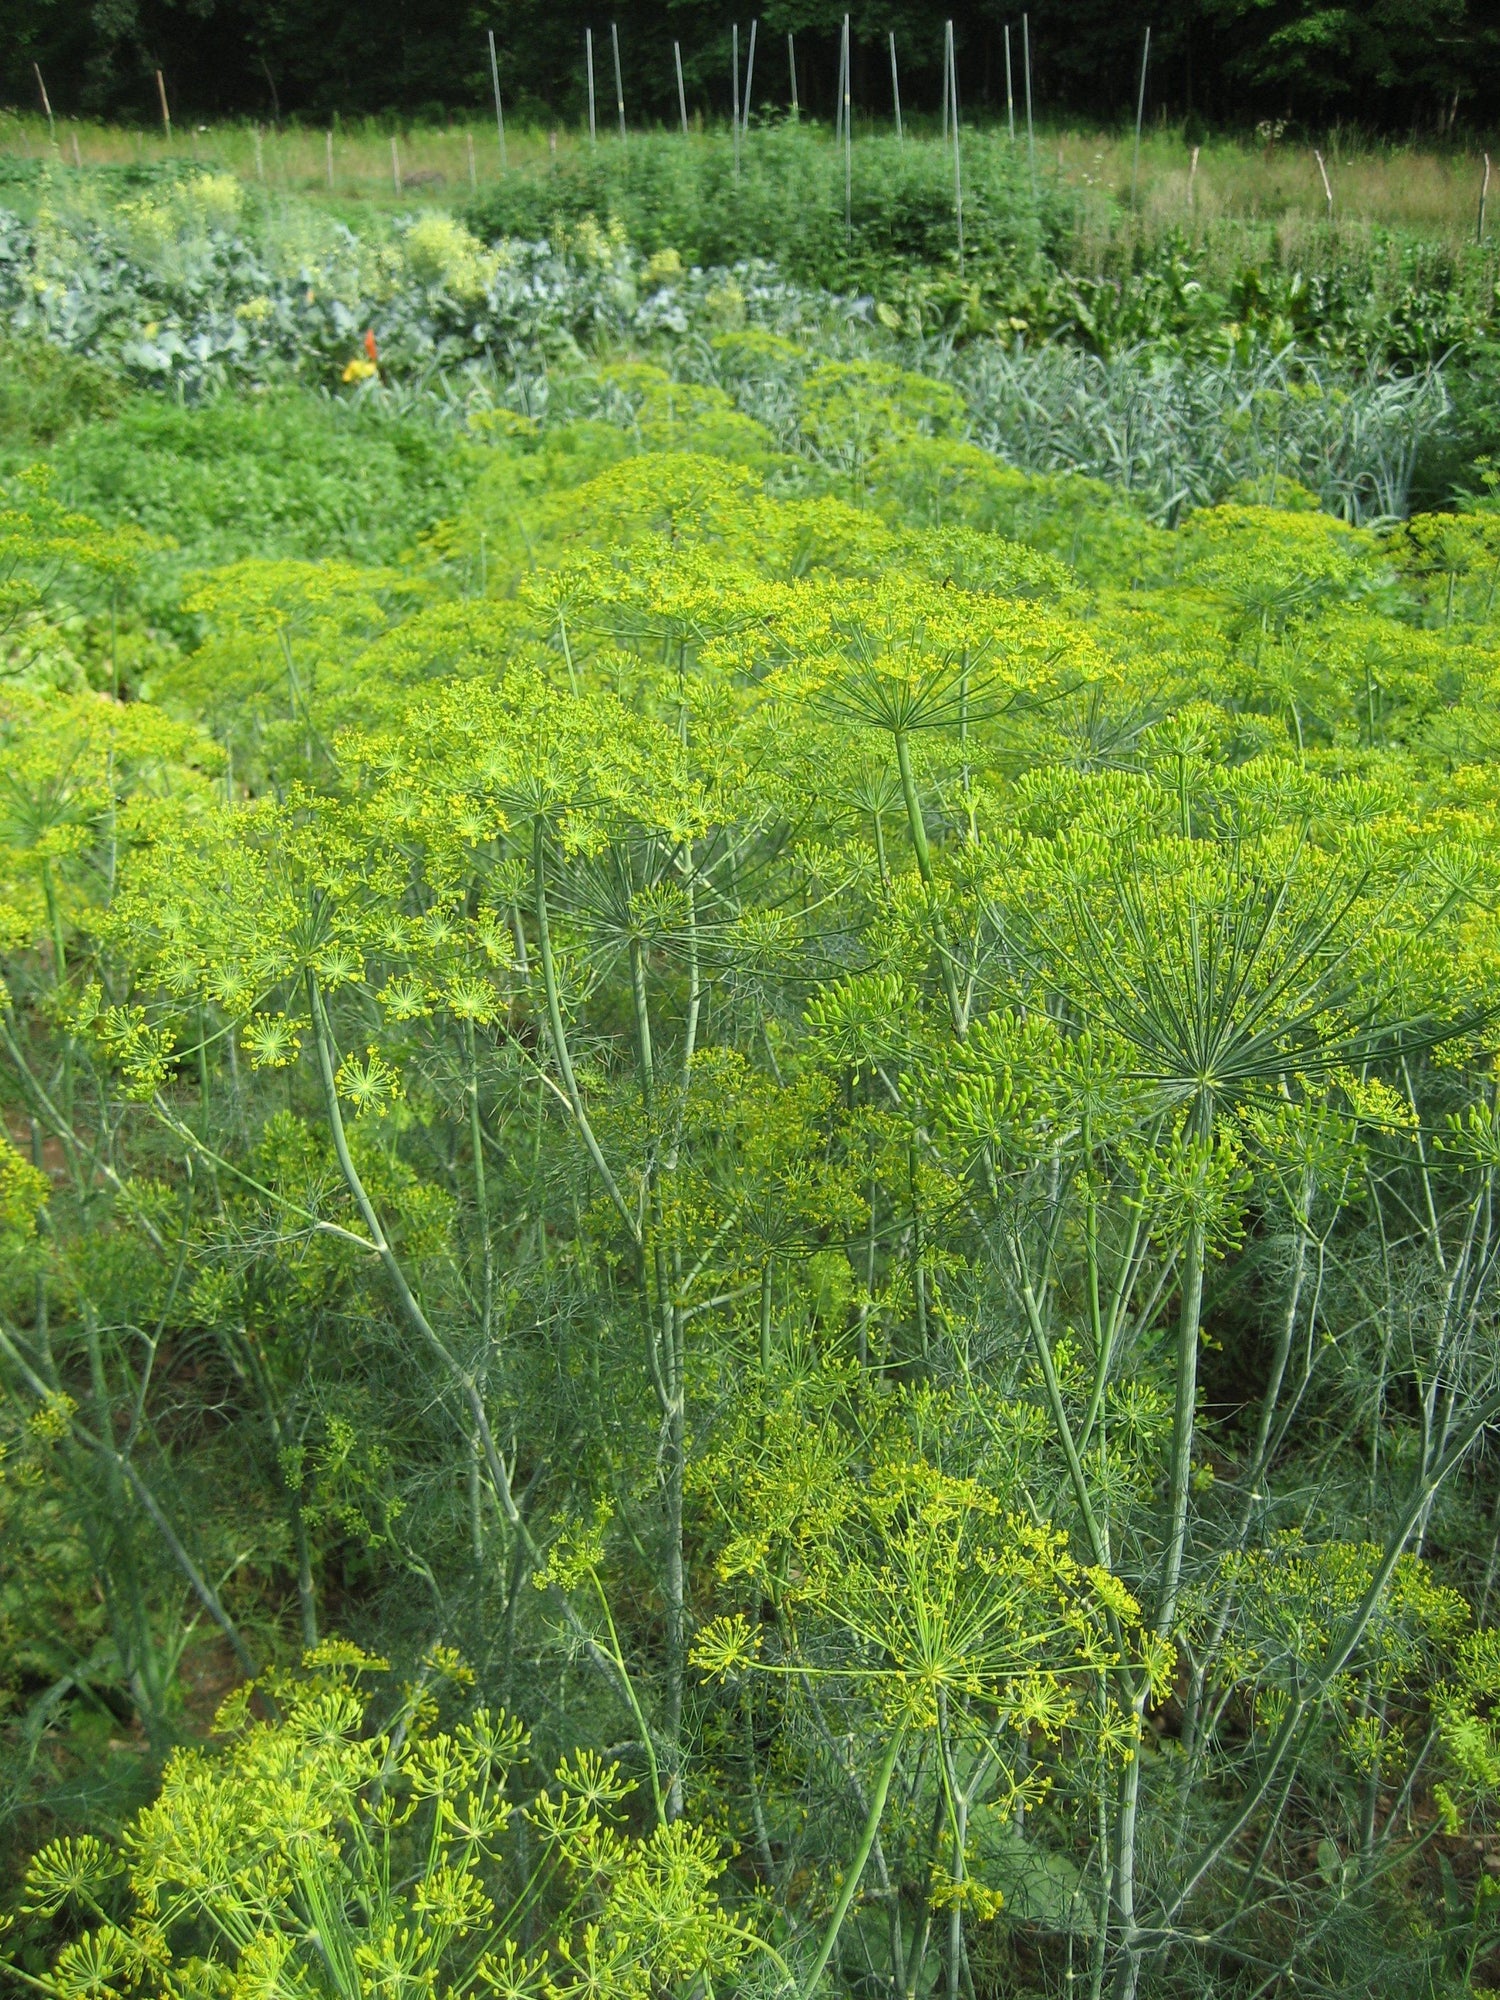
left=1056, top=127, right=1492, bottom=260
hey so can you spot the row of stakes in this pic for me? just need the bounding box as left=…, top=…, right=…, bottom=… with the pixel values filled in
left=25, top=16, right=1052, bottom=278
left=31, top=24, right=1483, bottom=245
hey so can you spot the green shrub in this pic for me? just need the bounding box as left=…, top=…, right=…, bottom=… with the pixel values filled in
left=0, top=337, right=121, bottom=457
left=49, top=388, right=475, bottom=565
left=465, top=126, right=1073, bottom=303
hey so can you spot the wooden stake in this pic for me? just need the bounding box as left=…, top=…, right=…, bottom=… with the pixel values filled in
left=1188, top=141, right=1200, bottom=214
left=1314, top=147, right=1333, bottom=222
left=611, top=21, right=626, bottom=142
left=675, top=41, right=689, bottom=136
left=742, top=18, right=757, bottom=137
left=889, top=32, right=903, bottom=141
left=326, top=128, right=335, bottom=188
left=946, top=19, right=963, bottom=274
left=391, top=132, right=402, bottom=194
left=1131, top=25, right=1151, bottom=208
left=488, top=31, right=508, bottom=167
left=155, top=67, right=171, bottom=141
left=788, top=31, right=798, bottom=116
left=71, top=125, right=83, bottom=169
left=1480, top=152, right=1491, bottom=244
left=467, top=129, right=477, bottom=189
left=33, top=63, right=54, bottom=146
left=1004, top=24, right=1014, bottom=141
left=586, top=28, right=597, bottom=146
left=253, top=124, right=264, bottom=180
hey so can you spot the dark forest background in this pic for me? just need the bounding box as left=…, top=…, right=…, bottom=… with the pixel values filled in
left=5, top=2, right=1500, bottom=138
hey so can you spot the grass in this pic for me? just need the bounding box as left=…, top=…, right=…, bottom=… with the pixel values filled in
left=2, top=107, right=1497, bottom=254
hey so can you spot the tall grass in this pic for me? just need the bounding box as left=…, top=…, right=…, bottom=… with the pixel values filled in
left=4, top=108, right=1499, bottom=252
left=1061, top=127, right=1499, bottom=253
left=0, top=109, right=557, bottom=221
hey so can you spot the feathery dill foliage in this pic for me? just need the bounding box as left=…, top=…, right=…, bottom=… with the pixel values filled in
left=12, top=228, right=1500, bottom=2000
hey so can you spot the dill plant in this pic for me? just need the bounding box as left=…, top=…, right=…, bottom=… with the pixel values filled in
left=9, top=302, right=1500, bottom=2000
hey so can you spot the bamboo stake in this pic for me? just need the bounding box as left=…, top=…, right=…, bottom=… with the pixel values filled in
left=1004, top=24, right=1015, bottom=142
left=841, top=14, right=852, bottom=243
left=788, top=31, right=798, bottom=116
left=586, top=28, right=597, bottom=146
left=326, top=128, right=335, bottom=188
left=742, top=18, right=757, bottom=137
left=889, top=32, right=903, bottom=141
left=1023, top=13, right=1035, bottom=196
left=488, top=30, right=507, bottom=167
left=391, top=133, right=402, bottom=193
left=611, top=21, right=626, bottom=142
left=33, top=63, right=54, bottom=146
left=675, top=41, right=689, bottom=135
left=155, top=68, right=171, bottom=141
left=1131, top=25, right=1151, bottom=207
left=946, top=19, right=964, bottom=276
left=1480, top=152, right=1491, bottom=245
left=1314, top=147, right=1333, bottom=222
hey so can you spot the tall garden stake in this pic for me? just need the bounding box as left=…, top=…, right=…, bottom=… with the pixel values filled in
left=1314, top=147, right=1333, bottom=222
left=840, top=14, right=852, bottom=243
left=33, top=64, right=54, bottom=147
left=1480, top=153, right=1491, bottom=244
left=946, top=19, right=964, bottom=275
left=732, top=23, right=741, bottom=179
left=1131, top=25, right=1151, bottom=208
